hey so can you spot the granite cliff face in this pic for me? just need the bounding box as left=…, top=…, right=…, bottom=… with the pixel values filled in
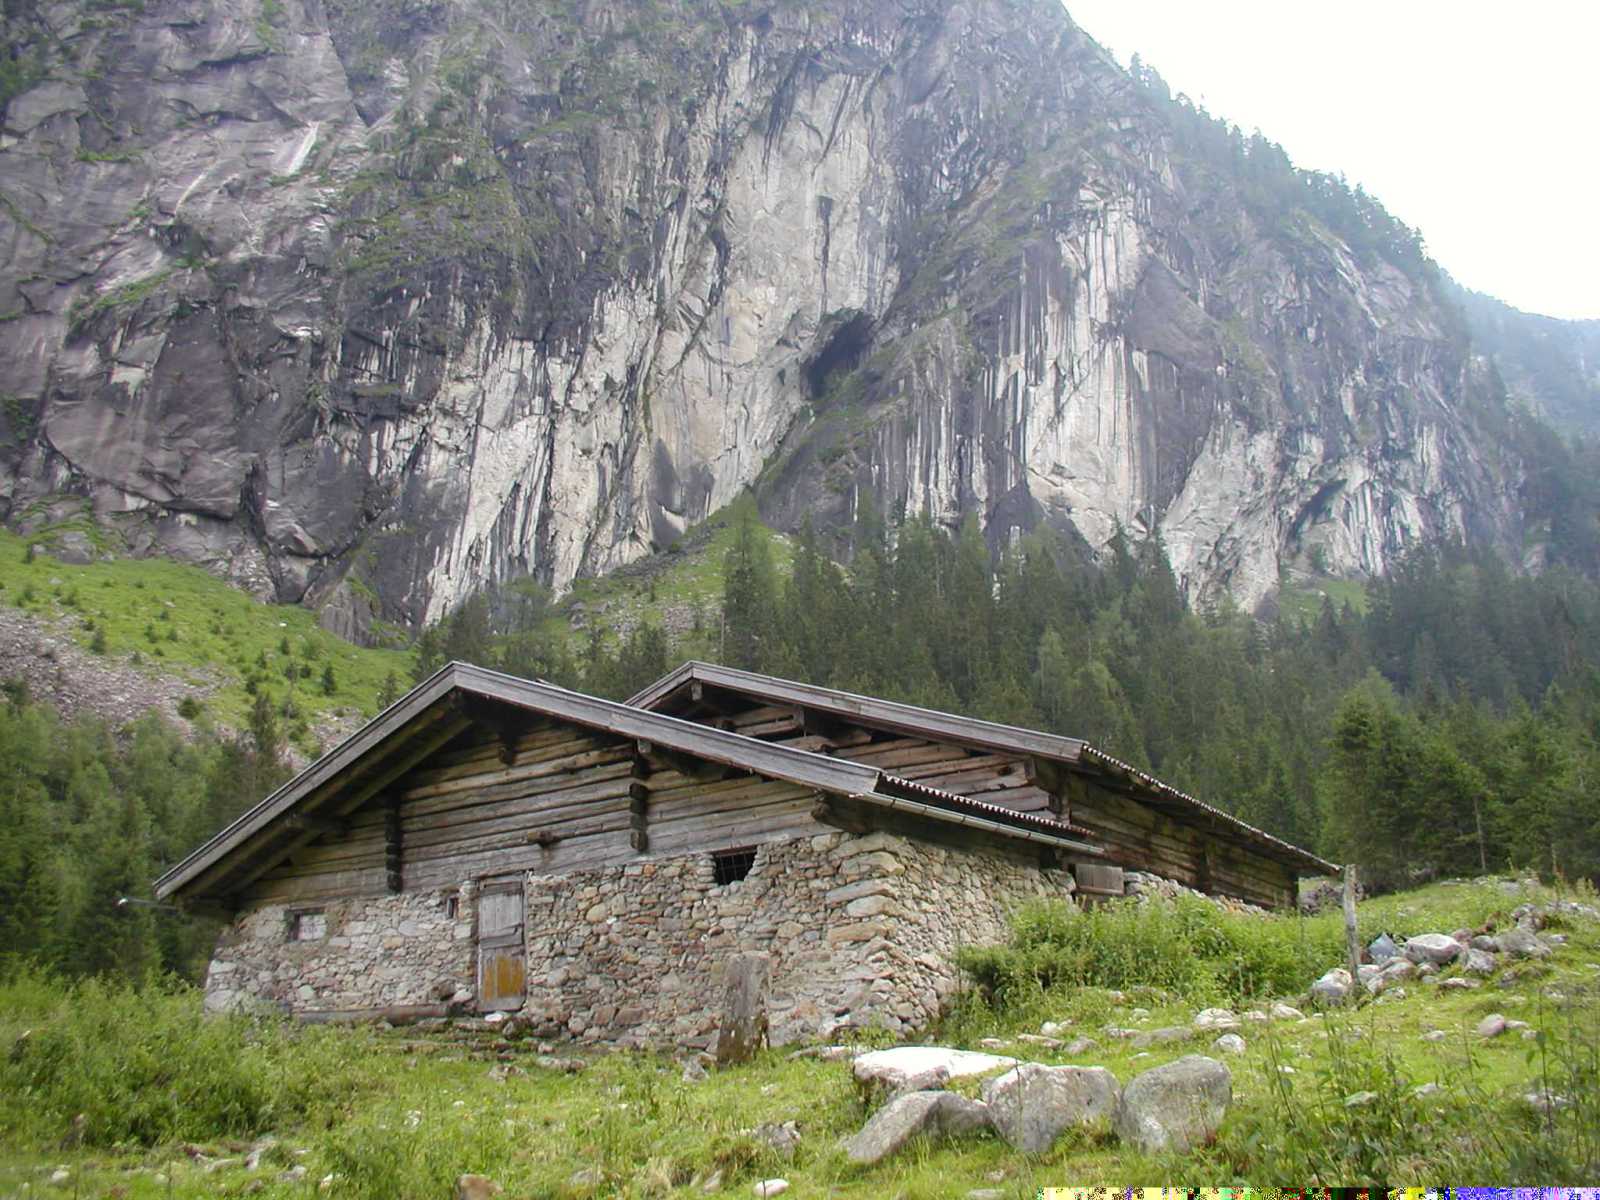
left=0, top=0, right=1527, bottom=630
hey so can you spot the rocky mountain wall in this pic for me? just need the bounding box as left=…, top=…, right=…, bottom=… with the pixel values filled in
left=0, top=0, right=1527, bottom=629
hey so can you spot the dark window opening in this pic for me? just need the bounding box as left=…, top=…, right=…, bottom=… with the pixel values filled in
left=712, top=847, right=757, bottom=886
left=288, top=909, right=326, bottom=942
left=445, top=895, right=460, bottom=920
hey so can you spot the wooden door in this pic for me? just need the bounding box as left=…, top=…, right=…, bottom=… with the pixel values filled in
left=476, top=877, right=526, bottom=1012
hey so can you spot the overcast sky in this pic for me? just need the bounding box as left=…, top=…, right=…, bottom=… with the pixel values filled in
left=1062, top=1, right=1599, bottom=321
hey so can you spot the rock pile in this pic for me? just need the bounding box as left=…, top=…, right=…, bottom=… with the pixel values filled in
left=1304, top=895, right=1575, bottom=1008
left=837, top=1046, right=1232, bottom=1162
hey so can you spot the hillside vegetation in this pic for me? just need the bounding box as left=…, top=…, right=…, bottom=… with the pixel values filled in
left=2, top=878, right=1595, bottom=1192
left=0, top=526, right=408, bottom=746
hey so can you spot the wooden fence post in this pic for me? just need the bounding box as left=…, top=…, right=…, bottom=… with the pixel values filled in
left=1343, top=863, right=1360, bottom=984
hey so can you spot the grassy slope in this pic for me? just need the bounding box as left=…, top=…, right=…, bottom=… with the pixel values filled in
left=0, top=529, right=408, bottom=752
left=3, top=877, right=1596, bottom=1193
left=544, top=507, right=793, bottom=661
left=1275, top=576, right=1369, bottom=627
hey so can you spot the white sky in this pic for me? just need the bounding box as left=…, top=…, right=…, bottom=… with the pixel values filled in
left=1062, top=1, right=1600, bottom=321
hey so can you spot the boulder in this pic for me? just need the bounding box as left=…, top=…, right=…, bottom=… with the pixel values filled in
left=852, top=1047, right=1016, bottom=1099
left=1212, top=1033, right=1246, bottom=1055
left=1114, top=1055, right=1232, bottom=1154
left=1131, top=1026, right=1193, bottom=1049
left=887, top=1065, right=950, bottom=1098
left=753, top=1121, right=801, bottom=1158
left=1477, top=1014, right=1508, bottom=1039
left=753, top=1181, right=789, bottom=1198
left=1193, top=1008, right=1239, bottom=1031
left=1269, top=1003, right=1304, bottom=1021
left=1063, top=1036, right=1100, bottom=1056
left=840, top=1091, right=991, bottom=1165
left=981, top=1063, right=1120, bottom=1153
left=1310, top=968, right=1353, bottom=1007
left=1367, top=933, right=1400, bottom=963
left=1380, top=959, right=1417, bottom=984
left=1403, top=934, right=1463, bottom=966
left=1495, top=928, right=1553, bottom=959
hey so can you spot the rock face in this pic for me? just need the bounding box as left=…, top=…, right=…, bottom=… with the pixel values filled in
left=0, top=0, right=1529, bottom=629
left=1114, top=1055, right=1232, bottom=1154
left=981, top=1063, right=1120, bottom=1153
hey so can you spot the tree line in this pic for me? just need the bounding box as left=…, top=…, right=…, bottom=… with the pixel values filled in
left=0, top=686, right=292, bottom=982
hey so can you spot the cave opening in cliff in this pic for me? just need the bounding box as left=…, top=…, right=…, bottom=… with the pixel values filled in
left=805, top=311, right=875, bottom=402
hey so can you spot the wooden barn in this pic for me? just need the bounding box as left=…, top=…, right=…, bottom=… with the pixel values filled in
left=156, top=661, right=1332, bottom=1044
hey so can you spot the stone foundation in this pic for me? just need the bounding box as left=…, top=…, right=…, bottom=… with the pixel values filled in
left=204, top=886, right=475, bottom=1015
left=205, top=831, right=1073, bottom=1042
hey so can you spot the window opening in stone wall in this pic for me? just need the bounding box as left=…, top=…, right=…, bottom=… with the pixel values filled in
left=712, top=846, right=757, bottom=886
left=288, top=909, right=326, bottom=941
left=445, top=894, right=460, bottom=920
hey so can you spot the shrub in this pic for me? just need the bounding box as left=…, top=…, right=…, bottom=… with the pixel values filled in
left=177, top=696, right=203, bottom=720
left=955, top=895, right=1344, bottom=1012
left=0, top=970, right=372, bottom=1148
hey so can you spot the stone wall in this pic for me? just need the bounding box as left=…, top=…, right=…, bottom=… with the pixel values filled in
left=204, top=885, right=474, bottom=1015
left=520, top=830, right=1072, bottom=1048
left=204, top=830, right=1074, bottom=1040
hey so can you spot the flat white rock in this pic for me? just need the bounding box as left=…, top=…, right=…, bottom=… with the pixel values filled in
left=853, top=1047, right=1017, bottom=1092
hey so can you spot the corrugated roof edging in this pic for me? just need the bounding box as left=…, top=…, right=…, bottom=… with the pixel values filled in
left=1077, top=744, right=1340, bottom=875
left=876, top=773, right=1101, bottom=842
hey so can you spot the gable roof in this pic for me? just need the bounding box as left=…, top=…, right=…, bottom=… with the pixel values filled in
left=629, top=661, right=1338, bottom=877
left=155, top=663, right=1105, bottom=906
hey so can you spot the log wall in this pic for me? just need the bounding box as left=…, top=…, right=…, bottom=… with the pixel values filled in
left=244, top=718, right=831, bottom=905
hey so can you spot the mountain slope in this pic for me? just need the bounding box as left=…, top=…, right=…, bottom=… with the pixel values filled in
left=0, top=0, right=1535, bottom=628
left=1450, top=284, right=1600, bottom=439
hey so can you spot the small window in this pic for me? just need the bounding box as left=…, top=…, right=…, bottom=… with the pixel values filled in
left=445, top=895, right=460, bottom=920
left=288, top=910, right=326, bottom=942
left=712, top=847, right=757, bottom=886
